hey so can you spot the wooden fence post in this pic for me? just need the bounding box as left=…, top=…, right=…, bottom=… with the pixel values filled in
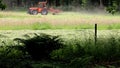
left=95, top=23, right=97, bottom=45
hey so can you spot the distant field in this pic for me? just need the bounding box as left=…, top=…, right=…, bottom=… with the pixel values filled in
left=0, top=11, right=120, bottom=30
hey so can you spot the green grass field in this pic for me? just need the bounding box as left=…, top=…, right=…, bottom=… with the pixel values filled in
left=0, top=11, right=120, bottom=30
left=0, top=30, right=120, bottom=68
left=0, top=11, right=120, bottom=68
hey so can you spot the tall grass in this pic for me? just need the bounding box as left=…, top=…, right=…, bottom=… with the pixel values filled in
left=0, top=32, right=120, bottom=67
left=51, top=34, right=120, bottom=68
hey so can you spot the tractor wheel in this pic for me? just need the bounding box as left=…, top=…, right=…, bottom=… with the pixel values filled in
left=41, top=9, right=48, bottom=15
left=32, top=10, right=38, bottom=15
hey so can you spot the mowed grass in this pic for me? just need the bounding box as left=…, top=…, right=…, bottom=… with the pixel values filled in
left=0, top=11, right=120, bottom=30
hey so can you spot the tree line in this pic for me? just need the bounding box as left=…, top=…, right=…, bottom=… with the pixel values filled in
left=1, top=0, right=120, bottom=13
left=1, top=0, right=120, bottom=7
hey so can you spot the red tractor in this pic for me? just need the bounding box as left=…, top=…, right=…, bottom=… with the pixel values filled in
left=28, top=0, right=62, bottom=15
left=28, top=1, right=48, bottom=15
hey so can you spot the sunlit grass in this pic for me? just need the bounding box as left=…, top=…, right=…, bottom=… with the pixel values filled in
left=0, top=11, right=120, bottom=30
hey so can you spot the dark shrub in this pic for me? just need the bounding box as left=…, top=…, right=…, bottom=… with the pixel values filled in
left=15, top=33, right=63, bottom=60
left=0, top=0, right=6, bottom=10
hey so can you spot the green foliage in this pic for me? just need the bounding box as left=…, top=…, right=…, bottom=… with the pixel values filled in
left=15, top=33, right=63, bottom=60
left=0, top=0, right=6, bottom=10
left=0, top=46, right=32, bottom=68
left=51, top=40, right=85, bottom=62
left=106, top=1, right=118, bottom=15
left=69, top=56, right=93, bottom=68
left=81, top=0, right=88, bottom=8
left=0, top=32, right=120, bottom=67
left=32, top=63, right=54, bottom=68
left=106, top=6, right=117, bottom=15
left=51, top=34, right=120, bottom=67
left=83, top=36, right=120, bottom=64
left=0, top=46, right=23, bottom=59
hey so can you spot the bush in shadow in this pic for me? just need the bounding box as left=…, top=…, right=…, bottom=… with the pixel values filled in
left=15, top=33, right=63, bottom=60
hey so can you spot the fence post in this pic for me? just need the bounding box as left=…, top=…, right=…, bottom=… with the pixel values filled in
left=95, top=23, right=97, bottom=45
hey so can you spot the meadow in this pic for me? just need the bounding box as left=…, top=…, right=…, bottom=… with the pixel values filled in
left=0, top=11, right=120, bottom=68
left=0, top=11, right=120, bottom=30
